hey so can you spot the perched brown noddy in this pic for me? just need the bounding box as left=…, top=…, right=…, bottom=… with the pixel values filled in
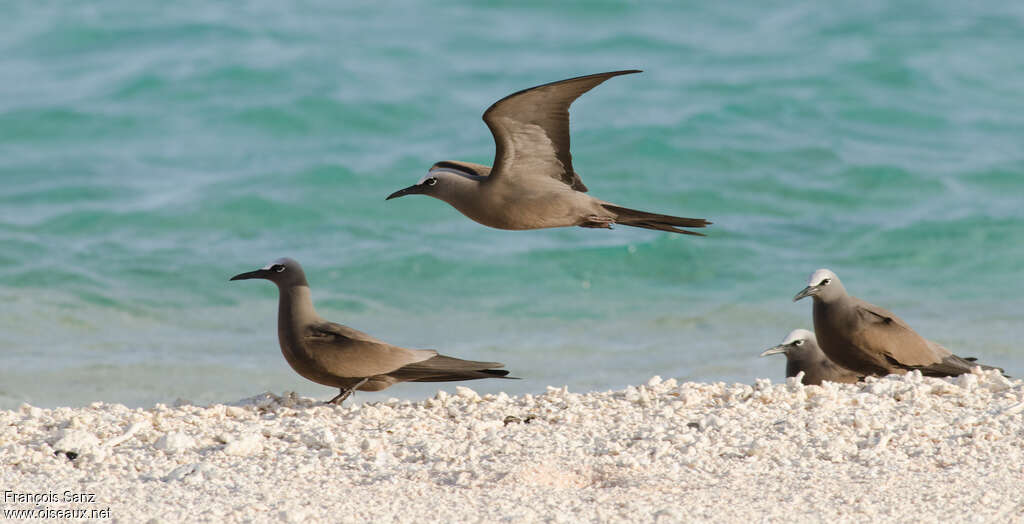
left=231, top=257, right=512, bottom=404
left=759, top=329, right=862, bottom=385
left=386, top=70, right=711, bottom=235
left=793, top=268, right=1003, bottom=377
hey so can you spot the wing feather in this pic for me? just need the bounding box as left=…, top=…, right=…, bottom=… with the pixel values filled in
left=852, top=302, right=939, bottom=368
left=303, top=321, right=436, bottom=377
left=483, top=70, right=641, bottom=192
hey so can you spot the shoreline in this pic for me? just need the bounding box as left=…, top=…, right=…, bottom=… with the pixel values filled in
left=2, top=371, right=1023, bottom=522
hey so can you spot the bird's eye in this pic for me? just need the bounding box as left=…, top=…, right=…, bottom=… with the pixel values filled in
left=272, top=265, right=285, bottom=273
left=425, top=177, right=438, bottom=186
left=795, top=340, right=804, bottom=346
left=820, top=278, right=831, bottom=285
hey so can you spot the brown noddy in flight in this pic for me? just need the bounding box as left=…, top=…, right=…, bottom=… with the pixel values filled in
left=231, top=257, right=512, bottom=404
left=793, top=269, right=1003, bottom=378
left=760, top=329, right=862, bottom=385
left=386, top=70, right=711, bottom=235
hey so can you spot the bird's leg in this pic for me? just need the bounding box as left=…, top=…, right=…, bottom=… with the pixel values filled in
left=325, top=390, right=349, bottom=405
left=580, top=216, right=614, bottom=229
left=326, top=378, right=369, bottom=405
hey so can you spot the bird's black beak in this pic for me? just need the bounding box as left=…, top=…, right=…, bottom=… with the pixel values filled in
left=759, top=343, right=791, bottom=357
left=793, top=285, right=819, bottom=302
left=230, top=269, right=268, bottom=281
left=386, top=184, right=425, bottom=200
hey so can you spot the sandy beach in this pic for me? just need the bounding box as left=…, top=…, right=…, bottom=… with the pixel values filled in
left=2, top=370, right=1022, bottom=523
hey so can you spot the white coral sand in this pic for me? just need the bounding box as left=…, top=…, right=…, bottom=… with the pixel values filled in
left=2, top=371, right=1023, bottom=522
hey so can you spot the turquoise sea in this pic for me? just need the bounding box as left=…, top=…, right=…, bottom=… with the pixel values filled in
left=1, top=2, right=1022, bottom=408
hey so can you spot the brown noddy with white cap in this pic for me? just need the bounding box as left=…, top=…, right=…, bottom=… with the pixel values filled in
left=386, top=70, right=711, bottom=235
left=231, top=257, right=512, bottom=404
left=760, top=329, right=862, bottom=385
left=793, top=268, right=1003, bottom=377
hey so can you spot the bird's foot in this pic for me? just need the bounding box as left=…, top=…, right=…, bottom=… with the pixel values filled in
left=325, top=390, right=352, bottom=405
left=325, top=378, right=369, bottom=406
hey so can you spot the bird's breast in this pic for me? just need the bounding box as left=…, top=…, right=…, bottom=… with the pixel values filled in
left=277, top=330, right=346, bottom=388
left=813, top=302, right=891, bottom=375
left=457, top=184, right=593, bottom=230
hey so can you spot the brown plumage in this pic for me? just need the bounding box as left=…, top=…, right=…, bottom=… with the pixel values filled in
left=601, top=204, right=709, bottom=236
left=760, top=329, right=862, bottom=385
left=231, top=257, right=513, bottom=404
left=387, top=71, right=711, bottom=235
left=794, top=269, right=1004, bottom=378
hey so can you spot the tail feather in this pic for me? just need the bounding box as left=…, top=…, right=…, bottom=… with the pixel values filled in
left=388, top=355, right=515, bottom=382
left=913, top=354, right=1007, bottom=378
left=603, top=204, right=710, bottom=236
left=409, top=369, right=512, bottom=383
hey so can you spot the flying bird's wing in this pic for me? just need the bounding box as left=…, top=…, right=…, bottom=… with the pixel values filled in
left=852, top=302, right=941, bottom=368
left=483, top=70, right=641, bottom=192
left=304, top=321, right=436, bottom=377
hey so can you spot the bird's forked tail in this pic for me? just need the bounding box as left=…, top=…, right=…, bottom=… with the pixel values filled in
left=603, top=204, right=711, bottom=236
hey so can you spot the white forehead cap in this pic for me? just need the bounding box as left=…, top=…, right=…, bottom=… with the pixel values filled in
left=425, top=166, right=465, bottom=179
left=261, top=257, right=291, bottom=270
left=782, top=329, right=815, bottom=345
left=807, top=268, right=838, bottom=286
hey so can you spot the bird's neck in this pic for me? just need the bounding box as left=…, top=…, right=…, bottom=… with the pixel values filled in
left=278, top=285, right=319, bottom=329
left=439, top=174, right=485, bottom=203
left=437, top=175, right=504, bottom=225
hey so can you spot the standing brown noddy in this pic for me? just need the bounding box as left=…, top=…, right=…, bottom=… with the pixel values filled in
left=793, top=269, right=1003, bottom=377
left=386, top=70, right=711, bottom=235
left=759, top=329, right=862, bottom=385
left=231, top=257, right=512, bottom=404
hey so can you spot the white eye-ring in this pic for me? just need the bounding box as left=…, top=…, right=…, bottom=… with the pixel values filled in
left=275, top=265, right=286, bottom=273
left=425, top=177, right=438, bottom=186
left=820, top=278, right=831, bottom=285
left=795, top=340, right=804, bottom=346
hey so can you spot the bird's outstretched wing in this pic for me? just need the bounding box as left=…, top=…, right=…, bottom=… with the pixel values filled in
left=303, top=321, right=436, bottom=377
left=483, top=70, right=641, bottom=192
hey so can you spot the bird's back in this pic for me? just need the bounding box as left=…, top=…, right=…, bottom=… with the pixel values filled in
left=787, top=351, right=860, bottom=385
left=279, top=320, right=435, bottom=387
left=813, top=298, right=894, bottom=376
